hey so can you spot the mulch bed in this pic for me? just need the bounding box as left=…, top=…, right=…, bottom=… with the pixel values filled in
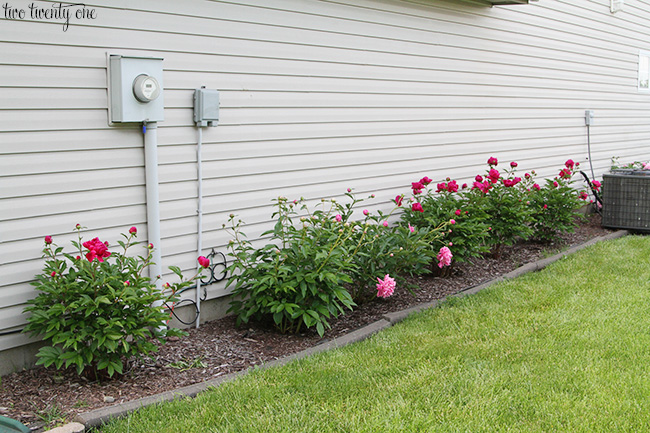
left=0, top=214, right=613, bottom=431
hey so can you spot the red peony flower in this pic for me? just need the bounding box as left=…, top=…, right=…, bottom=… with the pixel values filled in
left=198, top=256, right=210, bottom=268
left=82, top=237, right=112, bottom=263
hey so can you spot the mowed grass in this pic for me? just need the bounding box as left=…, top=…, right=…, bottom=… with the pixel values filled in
left=100, top=236, right=650, bottom=433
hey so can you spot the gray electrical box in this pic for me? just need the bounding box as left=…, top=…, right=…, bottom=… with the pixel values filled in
left=194, top=88, right=220, bottom=127
left=108, top=54, right=164, bottom=124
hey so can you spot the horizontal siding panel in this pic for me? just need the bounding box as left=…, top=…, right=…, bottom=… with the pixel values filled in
left=0, top=148, right=144, bottom=177
left=1, top=186, right=145, bottom=221
left=0, top=65, right=105, bottom=89
left=0, top=204, right=147, bottom=243
left=0, top=168, right=144, bottom=199
left=0, top=88, right=107, bottom=110
left=0, top=129, right=141, bottom=155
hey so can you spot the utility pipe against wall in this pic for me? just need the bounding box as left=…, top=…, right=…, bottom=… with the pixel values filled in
left=195, top=127, right=203, bottom=329
left=143, top=121, right=163, bottom=295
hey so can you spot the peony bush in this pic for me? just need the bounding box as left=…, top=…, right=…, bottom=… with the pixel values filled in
left=224, top=156, right=590, bottom=336
left=24, top=225, right=207, bottom=379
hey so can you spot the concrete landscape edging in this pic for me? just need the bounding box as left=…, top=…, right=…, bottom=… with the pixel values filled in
left=68, top=229, right=628, bottom=431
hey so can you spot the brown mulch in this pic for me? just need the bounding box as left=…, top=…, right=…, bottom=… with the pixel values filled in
left=0, top=214, right=613, bottom=431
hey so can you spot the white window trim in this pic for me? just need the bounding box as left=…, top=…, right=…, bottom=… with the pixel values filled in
left=638, top=50, right=650, bottom=93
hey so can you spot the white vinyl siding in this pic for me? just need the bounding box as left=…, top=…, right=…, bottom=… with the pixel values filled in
left=2, top=0, right=650, bottom=353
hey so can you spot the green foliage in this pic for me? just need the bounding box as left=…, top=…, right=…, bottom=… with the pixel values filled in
left=528, top=163, right=587, bottom=242
left=226, top=196, right=360, bottom=336
left=226, top=192, right=448, bottom=333
left=402, top=185, right=490, bottom=264
left=23, top=226, right=199, bottom=379
left=346, top=213, right=440, bottom=303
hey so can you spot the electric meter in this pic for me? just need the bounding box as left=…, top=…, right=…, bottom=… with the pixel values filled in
left=133, top=74, right=161, bottom=103
left=107, top=54, right=164, bottom=123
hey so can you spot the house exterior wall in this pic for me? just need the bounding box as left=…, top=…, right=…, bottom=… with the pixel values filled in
left=1, top=0, right=649, bottom=370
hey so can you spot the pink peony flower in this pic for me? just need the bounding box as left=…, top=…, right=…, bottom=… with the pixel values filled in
left=420, top=176, right=432, bottom=185
left=129, top=226, right=137, bottom=235
left=565, top=159, right=575, bottom=170
left=533, top=183, right=541, bottom=191
left=462, top=183, right=468, bottom=189
left=553, top=181, right=559, bottom=188
left=592, top=180, right=601, bottom=191
left=644, top=162, right=650, bottom=170
left=543, top=204, right=548, bottom=209
left=436, top=182, right=447, bottom=193
left=363, top=209, right=369, bottom=216
left=487, top=157, right=498, bottom=166
left=447, top=180, right=459, bottom=193
left=450, top=219, right=456, bottom=225
left=510, top=161, right=518, bottom=168
left=411, top=203, right=424, bottom=212
left=475, top=175, right=484, bottom=182
left=408, top=223, right=415, bottom=233
left=411, top=181, right=424, bottom=191
left=395, top=195, right=403, bottom=206
left=382, top=220, right=389, bottom=227
left=455, top=209, right=461, bottom=216
left=82, top=237, right=111, bottom=262
left=347, top=188, right=352, bottom=193
left=437, top=246, right=453, bottom=268
left=376, top=274, right=396, bottom=298
left=335, top=214, right=342, bottom=222
left=198, top=256, right=210, bottom=268
left=578, top=191, right=589, bottom=201
left=488, top=169, right=500, bottom=183
left=51, top=271, right=56, bottom=277
left=559, top=168, right=572, bottom=179
left=44, top=236, right=53, bottom=245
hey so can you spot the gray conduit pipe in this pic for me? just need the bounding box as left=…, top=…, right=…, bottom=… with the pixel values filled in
left=196, top=127, right=203, bottom=329
left=143, top=121, right=164, bottom=300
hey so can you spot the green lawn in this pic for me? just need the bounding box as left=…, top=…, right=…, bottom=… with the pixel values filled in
left=99, top=235, right=650, bottom=433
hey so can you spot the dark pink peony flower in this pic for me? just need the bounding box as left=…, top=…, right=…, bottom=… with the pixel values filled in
left=198, top=256, right=210, bottom=268
left=487, top=157, right=498, bottom=166
left=592, top=180, right=601, bottom=191
left=447, top=180, right=459, bottom=193
left=420, top=176, right=432, bottom=186
left=82, top=237, right=112, bottom=262
left=44, top=236, right=53, bottom=245
left=488, top=169, right=500, bottom=183
left=394, top=195, right=403, bottom=207
left=475, top=175, right=484, bottom=182
left=565, top=159, right=575, bottom=170
left=559, top=168, right=572, bottom=179
left=510, top=161, right=518, bottom=168
left=411, top=202, right=424, bottom=212
left=129, top=226, right=137, bottom=235
left=533, top=183, right=541, bottom=191
left=455, top=209, right=461, bottom=216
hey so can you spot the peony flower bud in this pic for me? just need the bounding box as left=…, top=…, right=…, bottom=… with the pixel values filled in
left=129, top=226, right=137, bottom=235
left=44, top=235, right=53, bottom=245
left=198, top=256, right=210, bottom=268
